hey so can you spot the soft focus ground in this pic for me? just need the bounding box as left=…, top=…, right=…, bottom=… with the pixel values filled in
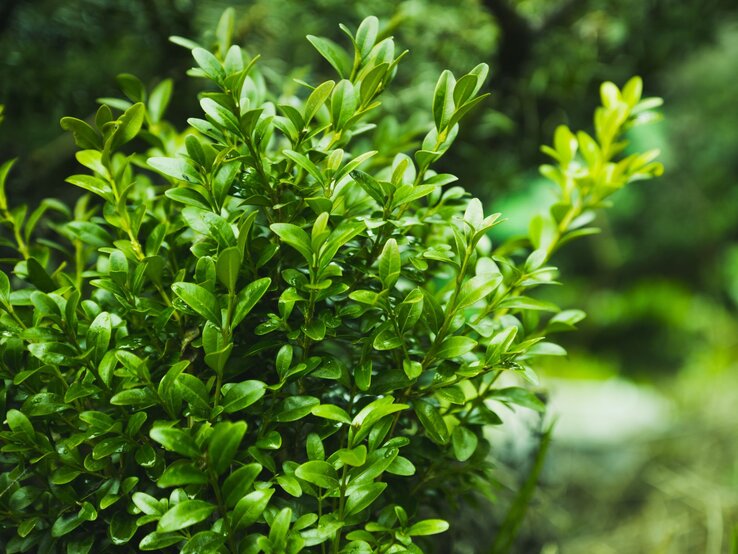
left=522, top=370, right=738, bottom=553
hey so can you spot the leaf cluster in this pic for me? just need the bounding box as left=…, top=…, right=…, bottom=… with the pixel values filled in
left=0, top=10, right=663, bottom=554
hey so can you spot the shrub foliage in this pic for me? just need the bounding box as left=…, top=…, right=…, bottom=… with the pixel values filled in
left=0, top=11, right=662, bottom=554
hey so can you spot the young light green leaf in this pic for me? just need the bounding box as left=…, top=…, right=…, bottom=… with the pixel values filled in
left=311, top=404, right=351, bottom=424
left=216, top=246, right=241, bottom=292
left=304, top=80, right=335, bottom=123
left=157, top=500, right=215, bottom=533
left=192, top=47, right=225, bottom=81
left=109, top=102, right=145, bottom=151
left=432, top=70, right=455, bottom=131
left=435, top=336, right=477, bottom=359
left=222, top=380, right=267, bottom=413
left=306, top=35, right=351, bottom=78
left=378, top=238, right=401, bottom=289
left=407, top=519, right=449, bottom=536
left=295, top=460, right=339, bottom=490
left=331, top=79, right=357, bottom=130
left=148, top=79, right=173, bottom=123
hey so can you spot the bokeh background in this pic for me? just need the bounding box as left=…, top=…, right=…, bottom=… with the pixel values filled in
left=2, top=0, right=738, bottom=551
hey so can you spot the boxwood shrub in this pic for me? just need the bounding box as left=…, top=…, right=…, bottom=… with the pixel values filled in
left=0, top=10, right=663, bottom=554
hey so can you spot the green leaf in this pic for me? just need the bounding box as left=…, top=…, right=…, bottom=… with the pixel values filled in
left=208, top=420, right=247, bottom=475
left=331, top=79, right=357, bottom=130
left=402, top=360, right=422, bottom=380
left=456, top=274, right=502, bottom=310
left=0, top=270, right=9, bottom=307
left=182, top=531, right=225, bottom=554
left=311, top=404, right=351, bottom=424
left=435, top=336, right=477, bottom=359
left=109, top=102, right=145, bottom=151
left=60, top=117, right=102, bottom=150
left=87, top=311, right=112, bottom=363
left=109, top=388, right=155, bottom=407
left=284, top=150, right=325, bottom=187
left=350, top=397, right=408, bottom=446
left=157, top=500, right=215, bottom=533
left=232, top=277, right=271, bottom=327
left=378, top=238, right=401, bottom=289
left=164, top=187, right=211, bottom=209
left=451, top=426, right=478, bottom=462
left=336, top=444, right=367, bottom=467
left=200, top=97, right=241, bottom=134
left=59, top=503, right=95, bottom=538
left=66, top=221, right=113, bottom=247
left=304, top=80, right=334, bottom=123
left=407, top=519, right=449, bottom=536
left=216, top=246, right=241, bottom=292
left=132, top=492, right=164, bottom=516
left=216, top=8, right=236, bottom=56
left=192, top=47, right=225, bottom=81
left=148, top=79, right=173, bottom=123
left=149, top=426, right=201, bottom=458
left=489, top=387, right=546, bottom=412
left=139, top=532, right=183, bottom=551
left=295, top=460, right=339, bottom=490
left=158, top=461, right=209, bottom=488
left=414, top=400, right=449, bottom=444
left=345, top=482, right=386, bottom=517
left=222, top=380, right=267, bottom=413
left=355, top=16, right=379, bottom=59
left=50, top=466, right=81, bottom=485
left=6, top=409, right=34, bottom=438
left=172, top=282, right=221, bottom=324
left=117, top=73, right=146, bottom=102
left=271, top=223, right=313, bottom=263
left=232, top=488, right=274, bottom=530
left=387, top=455, right=415, bottom=476
left=223, top=463, right=263, bottom=508
left=26, top=257, right=56, bottom=292
left=148, top=156, right=201, bottom=184
left=109, top=512, right=137, bottom=545
left=432, top=70, right=455, bottom=131
left=274, top=396, right=320, bottom=422
left=65, top=174, right=112, bottom=201
left=496, top=296, right=559, bottom=312
left=306, top=35, right=352, bottom=78
left=27, top=343, right=76, bottom=367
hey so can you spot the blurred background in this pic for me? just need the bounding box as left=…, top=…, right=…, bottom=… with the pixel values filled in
left=2, top=0, right=737, bottom=551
